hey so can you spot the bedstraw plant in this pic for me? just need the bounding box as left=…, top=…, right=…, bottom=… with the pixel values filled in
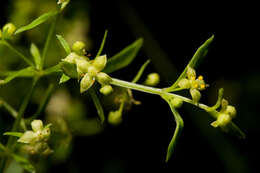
left=0, top=0, right=245, bottom=172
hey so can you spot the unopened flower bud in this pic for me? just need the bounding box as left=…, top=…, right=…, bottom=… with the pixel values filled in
left=3, top=23, right=16, bottom=37
left=75, top=56, right=90, bottom=74
left=108, top=110, right=122, bottom=126
left=100, top=85, right=113, bottom=95
left=80, top=74, right=94, bottom=93
left=72, top=41, right=86, bottom=55
left=178, top=78, right=191, bottom=89
left=63, top=52, right=78, bottom=64
left=190, top=88, right=201, bottom=103
left=87, top=66, right=98, bottom=77
left=171, top=97, right=183, bottom=108
left=187, top=67, right=196, bottom=80
left=18, top=131, right=37, bottom=144
left=93, top=55, right=107, bottom=71
left=31, top=120, right=43, bottom=132
left=225, top=105, right=236, bottom=118
left=144, top=73, right=160, bottom=86
left=211, top=113, right=232, bottom=128
left=96, top=72, right=112, bottom=85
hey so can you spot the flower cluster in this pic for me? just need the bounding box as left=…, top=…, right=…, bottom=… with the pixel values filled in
left=18, top=120, right=52, bottom=155
left=62, top=41, right=113, bottom=95
left=178, top=67, right=208, bottom=103
left=211, top=99, right=237, bottom=128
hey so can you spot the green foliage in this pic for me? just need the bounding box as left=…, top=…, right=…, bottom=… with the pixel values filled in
left=15, top=11, right=58, bottom=34
left=103, top=38, right=143, bottom=74
left=30, top=43, right=41, bottom=69
left=56, top=34, right=71, bottom=55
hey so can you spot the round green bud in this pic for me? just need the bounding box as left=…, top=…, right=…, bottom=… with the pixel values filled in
left=100, top=85, right=113, bottom=95
left=225, top=105, right=236, bottom=118
left=18, top=131, right=37, bottom=144
left=75, top=56, right=90, bottom=74
left=178, top=78, right=191, bottom=89
left=144, top=73, right=160, bottom=86
left=31, top=120, right=43, bottom=132
left=72, top=41, right=86, bottom=55
left=92, top=55, right=107, bottom=71
left=108, top=110, right=122, bottom=126
left=190, top=88, right=201, bottom=103
left=80, top=74, right=95, bottom=93
left=171, top=97, right=183, bottom=108
left=87, top=66, right=98, bottom=77
left=96, top=72, right=112, bottom=85
left=217, top=113, right=232, bottom=127
left=63, top=52, right=79, bottom=64
left=2, top=23, right=16, bottom=37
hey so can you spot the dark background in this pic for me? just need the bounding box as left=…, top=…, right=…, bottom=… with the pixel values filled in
left=1, top=0, right=259, bottom=173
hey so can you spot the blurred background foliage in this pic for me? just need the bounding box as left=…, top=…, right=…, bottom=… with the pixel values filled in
left=0, top=0, right=259, bottom=173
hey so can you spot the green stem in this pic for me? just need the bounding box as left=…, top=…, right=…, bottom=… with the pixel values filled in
left=0, top=78, right=38, bottom=172
left=0, top=40, right=34, bottom=66
left=0, top=98, right=26, bottom=131
left=111, top=78, right=211, bottom=112
left=40, top=15, right=58, bottom=70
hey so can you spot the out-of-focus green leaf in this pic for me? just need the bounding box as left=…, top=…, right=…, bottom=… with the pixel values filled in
left=0, top=67, right=36, bottom=85
left=132, top=60, right=150, bottom=83
left=11, top=154, right=35, bottom=173
left=59, top=74, right=70, bottom=84
left=0, top=143, right=35, bottom=173
left=3, top=132, right=23, bottom=138
left=89, top=88, right=105, bottom=123
left=30, top=43, right=41, bottom=69
left=96, top=30, right=108, bottom=57
left=56, top=34, right=71, bottom=55
left=166, top=35, right=214, bottom=91
left=103, top=38, right=143, bottom=74
left=15, top=11, right=58, bottom=34
left=162, top=95, right=184, bottom=162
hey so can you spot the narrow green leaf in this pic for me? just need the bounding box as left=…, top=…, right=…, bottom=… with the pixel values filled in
left=11, top=154, right=35, bottom=173
left=89, top=88, right=105, bottom=123
left=103, top=38, right=143, bottom=74
left=166, top=35, right=214, bottom=91
left=30, top=43, right=41, bottom=69
left=0, top=143, right=35, bottom=173
left=132, top=60, right=150, bottom=83
left=15, top=11, right=58, bottom=34
left=3, top=132, right=23, bottom=138
left=56, top=34, right=71, bottom=55
left=0, top=67, right=36, bottom=85
left=59, top=74, right=71, bottom=84
left=162, top=95, right=184, bottom=162
left=96, top=30, right=108, bottom=57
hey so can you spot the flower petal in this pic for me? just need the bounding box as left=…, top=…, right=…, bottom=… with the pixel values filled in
left=80, top=73, right=95, bottom=93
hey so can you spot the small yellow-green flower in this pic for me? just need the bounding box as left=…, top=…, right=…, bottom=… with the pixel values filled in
left=178, top=67, right=208, bottom=103
left=18, top=120, right=52, bottom=155
left=211, top=99, right=237, bottom=128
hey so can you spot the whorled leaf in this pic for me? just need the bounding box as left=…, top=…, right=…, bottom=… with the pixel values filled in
left=161, top=95, right=184, bottom=162
left=166, top=35, right=214, bottom=91
left=89, top=88, right=105, bottom=123
left=132, top=60, right=150, bottom=83
left=56, top=34, right=71, bottom=55
left=3, top=132, right=23, bottom=138
left=15, top=11, right=58, bottom=34
left=30, top=43, right=41, bottom=69
left=59, top=74, right=70, bottom=84
left=103, top=38, right=143, bottom=74
left=0, top=67, right=36, bottom=85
